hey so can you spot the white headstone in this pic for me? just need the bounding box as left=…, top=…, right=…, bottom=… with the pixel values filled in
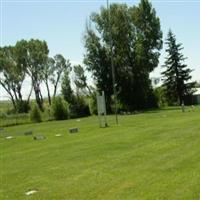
left=97, top=91, right=108, bottom=128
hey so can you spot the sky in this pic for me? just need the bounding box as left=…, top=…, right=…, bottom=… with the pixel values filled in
left=0, top=0, right=200, bottom=99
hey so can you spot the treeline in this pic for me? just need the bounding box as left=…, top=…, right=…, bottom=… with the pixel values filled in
left=84, top=0, right=195, bottom=109
left=0, top=0, right=196, bottom=120
left=0, top=39, right=92, bottom=119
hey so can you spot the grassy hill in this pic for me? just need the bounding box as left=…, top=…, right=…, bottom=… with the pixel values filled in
left=1, top=107, right=200, bottom=200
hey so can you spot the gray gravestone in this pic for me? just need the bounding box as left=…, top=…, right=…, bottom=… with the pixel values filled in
left=69, top=128, right=79, bottom=134
left=24, top=131, right=33, bottom=136
left=33, top=135, right=46, bottom=140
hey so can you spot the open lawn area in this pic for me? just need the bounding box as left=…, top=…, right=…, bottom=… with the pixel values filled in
left=1, top=107, right=200, bottom=200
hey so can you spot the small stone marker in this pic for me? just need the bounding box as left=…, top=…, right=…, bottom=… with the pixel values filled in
left=55, top=134, right=62, bottom=137
left=24, top=131, right=33, bottom=136
left=0, top=128, right=4, bottom=131
left=25, top=189, right=38, bottom=196
left=69, top=128, right=78, bottom=134
left=181, top=102, right=185, bottom=112
left=33, top=135, right=46, bottom=140
left=5, top=136, right=13, bottom=139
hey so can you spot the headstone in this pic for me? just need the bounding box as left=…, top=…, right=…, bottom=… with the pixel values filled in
left=5, top=136, right=13, bottom=139
left=97, top=91, right=108, bottom=128
left=25, top=189, right=38, bottom=196
left=181, top=102, right=185, bottom=112
left=0, top=128, right=4, bottom=131
left=69, top=128, right=79, bottom=134
left=55, top=134, right=62, bottom=137
left=33, top=135, right=46, bottom=140
left=24, top=131, right=33, bottom=136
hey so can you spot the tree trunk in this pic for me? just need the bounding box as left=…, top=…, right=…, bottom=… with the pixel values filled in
left=12, top=87, right=18, bottom=102
left=27, top=85, right=33, bottom=103
left=34, top=83, right=43, bottom=111
left=10, top=94, right=16, bottom=111
left=53, top=83, right=58, bottom=98
left=17, top=85, right=23, bottom=101
left=86, top=85, right=92, bottom=96
left=45, top=81, right=51, bottom=105
left=0, top=82, right=17, bottom=110
left=53, top=75, right=61, bottom=98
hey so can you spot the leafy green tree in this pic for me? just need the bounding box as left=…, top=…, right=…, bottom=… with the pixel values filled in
left=51, top=96, right=68, bottom=120
left=73, top=64, right=91, bottom=95
left=42, top=54, right=70, bottom=105
left=0, top=46, right=17, bottom=110
left=162, top=30, right=195, bottom=105
left=0, top=41, right=30, bottom=112
left=26, top=39, right=49, bottom=111
left=42, top=57, right=54, bottom=105
left=154, top=86, right=168, bottom=107
left=84, top=26, right=113, bottom=112
left=30, top=103, right=42, bottom=123
left=69, top=96, right=90, bottom=118
left=61, top=70, right=75, bottom=104
left=84, top=0, right=162, bottom=111
left=50, top=54, right=70, bottom=98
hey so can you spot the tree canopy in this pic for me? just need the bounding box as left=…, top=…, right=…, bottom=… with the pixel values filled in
left=84, top=0, right=162, bottom=111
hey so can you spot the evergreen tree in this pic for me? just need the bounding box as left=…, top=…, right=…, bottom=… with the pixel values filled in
left=162, top=30, right=195, bottom=105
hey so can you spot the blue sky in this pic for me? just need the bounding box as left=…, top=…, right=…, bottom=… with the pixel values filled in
left=0, top=0, right=200, bottom=99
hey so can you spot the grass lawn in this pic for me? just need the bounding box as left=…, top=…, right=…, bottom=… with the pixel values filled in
left=1, top=107, right=200, bottom=200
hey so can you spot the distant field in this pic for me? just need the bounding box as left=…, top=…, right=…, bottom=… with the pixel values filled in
left=0, top=100, right=51, bottom=127
left=0, top=100, right=13, bottom=113
left=1, top=107, right=200, bottom=200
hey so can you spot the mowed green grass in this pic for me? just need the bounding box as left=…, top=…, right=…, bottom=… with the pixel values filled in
left=1, top=107, right=200, bottom=200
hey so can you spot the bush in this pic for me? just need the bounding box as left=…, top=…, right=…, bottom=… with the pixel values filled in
left=89, top=93, right=97, bottom=115
left=30, top=104, right=42, bottom=123
left=154, top=86, right=168, bottom=107
left=51, top=96, right=68, bottom=120
left=16, top=100, right=30, bottom=113
left=147, top=89, right=159, bottom=108
left=69, top=96, right=90, bottom=118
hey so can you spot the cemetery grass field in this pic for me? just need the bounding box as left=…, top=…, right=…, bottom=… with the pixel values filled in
left=1, top=107, right=200, bottom=200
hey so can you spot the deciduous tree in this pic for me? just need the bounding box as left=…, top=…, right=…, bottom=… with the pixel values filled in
left=84, top=0, right=162, bottom=111
left=73, top=64, right=91, bottom=96
left=26, top=39, right=49, bottom=110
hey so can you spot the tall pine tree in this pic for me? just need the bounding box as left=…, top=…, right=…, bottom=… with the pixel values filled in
left=162, top=30, right=195, bottom=105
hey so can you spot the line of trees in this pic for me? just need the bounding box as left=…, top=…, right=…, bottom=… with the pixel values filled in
left=84, top=0, right=195, bottom=110
left=0, top=39, right=91, bottom=115
left=84, top=0, right=162, bottom=111
left=0, top=0, right=196, bottom=118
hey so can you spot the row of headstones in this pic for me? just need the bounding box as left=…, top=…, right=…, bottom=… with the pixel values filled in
left=1, top=127, right=79, bottom=140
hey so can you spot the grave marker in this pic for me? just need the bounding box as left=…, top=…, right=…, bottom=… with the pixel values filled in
left=97, top=91, right=108, bottom=128
left=33, top=135, right=46, bottom=140
left=69, top=128, right=79, bottom=134
left=24, top=131, right=33, bottom=136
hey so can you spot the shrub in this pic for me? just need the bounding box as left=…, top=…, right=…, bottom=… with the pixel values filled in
left=154, top=86, right=168, bottom=107
left=30, top=104, right=42, bottom=123
left=69, top=96, right=90, bottom=118
left=89, top=93, right=97, bottom=115
left=51, top=96, right=68, bottom=120
left=147, top=89, right=159, bottom=108
left=16, top=100, right=30, bottom=113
